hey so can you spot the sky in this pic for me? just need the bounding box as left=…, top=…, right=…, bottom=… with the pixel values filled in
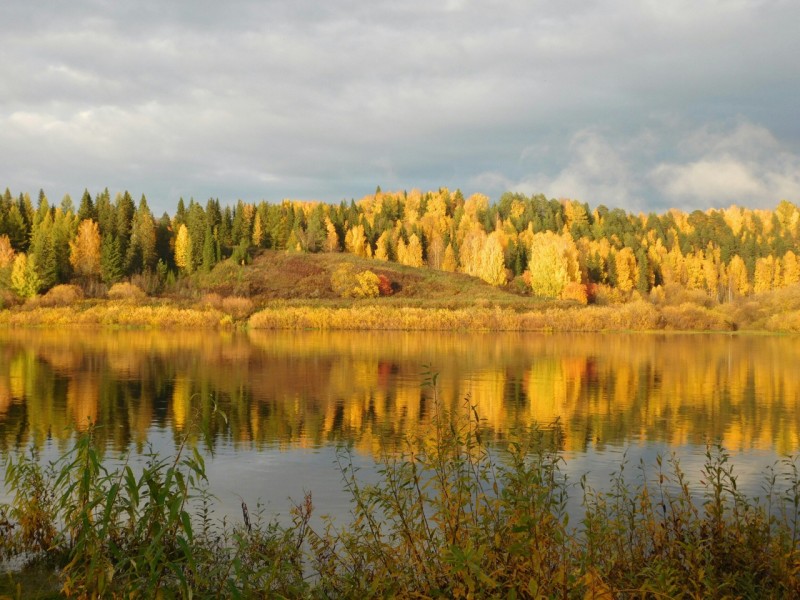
left=2, top=0, right=799, bottom=215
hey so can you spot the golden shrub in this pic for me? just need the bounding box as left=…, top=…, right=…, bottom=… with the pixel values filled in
left=353, top=271, right=380, bottom=299
left=591, top=284, right=626, bottom=305
left=221, top=296, right=255, bottom=319
left=107, top=282, right=147, bottom=301
left=661, top=303, right=733, bottom=331
left=560, top=282, right=588, bottom=305
left=40, top=284, right=84, bottom=307
left=765, top=310, right=800, bottom=332
left=199, top=293, right=223, bottom=309
left=330, top=264, right=356, bottom=297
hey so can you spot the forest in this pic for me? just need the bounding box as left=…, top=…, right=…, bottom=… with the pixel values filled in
left=0, top=185, right=799, bottom=310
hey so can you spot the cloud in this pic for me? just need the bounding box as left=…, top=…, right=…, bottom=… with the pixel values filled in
left=498, top=129, right=648, bottom=209
left=1, top=1, right=799, bottom=212
left=650, top=122, right=800, bottom=208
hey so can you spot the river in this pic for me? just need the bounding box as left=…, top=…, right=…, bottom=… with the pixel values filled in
left=1, top=329, right=797, bottom=521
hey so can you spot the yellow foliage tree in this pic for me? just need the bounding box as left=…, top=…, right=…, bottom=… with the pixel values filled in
left=479, top=232, right=507, bottom=286
left=684, top=251, right=705, bottom=291
left=614, top=247, right=637, bottom=293
left=783, top=250, right=800, bottom=286
left=374, top=231, right=391, bottom=262
left=324, top=217, right=340, bottom=252
left=175, top=223, right=192, bottom=272
left=0, top=234, right=13, bottom=289
left=726, top=255, right=750, bottom=298
left=463, top=193, right=489, bottom=221
left=441, top=243, right=457, bottom=272
left=426, top=231, right=445, bottom=269
left=753, top=256, right=775, bottom=293
left=0, top=234, right=14, bottom=269
left=69, top=219, right=102, bottom=279
left=11, top=253, right=41, bottom=298
left=330, top=264, right=356, bottom=297
left=252, top=211, right=264, bottom=247
left=420, top=190, right=449, bottom=237
left=563, top=199, right=589, bottom=231
left=528, top=231, right=580, bottom=298
left=397, top=234, right=423, bottom=267
left=723, top=205, right=745, bottom=236
left=345, top=224, right=370, bottom=258
left=701, top=245, right=722, bottom=299
left=405, top=234, right=423, bottom=268
left=458, top=229, right=486, bottom=277
left=404, top=189, right=423, bottom=226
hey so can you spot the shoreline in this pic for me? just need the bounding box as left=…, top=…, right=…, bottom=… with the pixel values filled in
left=0, top=298, right=797, bottom=332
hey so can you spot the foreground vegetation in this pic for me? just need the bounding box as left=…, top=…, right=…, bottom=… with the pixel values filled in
left=2, top=379, right=800, bottom=598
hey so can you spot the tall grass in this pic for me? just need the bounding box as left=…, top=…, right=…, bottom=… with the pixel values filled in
left=248, top=302, right=674, bottom=331
left=0, top=302, right=230, bottom=329
left=1, top=425, right=310, bottom=598
left=2, top=378, right=800, bottom=597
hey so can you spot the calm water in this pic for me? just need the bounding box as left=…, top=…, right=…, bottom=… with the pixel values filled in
left=1, top=329, right=798, bottom=520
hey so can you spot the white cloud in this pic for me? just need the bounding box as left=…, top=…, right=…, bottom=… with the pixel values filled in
left=650, top=121, right=800, bottom=207
left=651, top=159, right=765, bottom=202
left=505, top=129, right=644, bottom=208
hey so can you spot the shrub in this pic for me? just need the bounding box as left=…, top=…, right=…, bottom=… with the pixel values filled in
left=107, top=282, right=146, bottom=302
left=377, top=274, right=393, bottom=296
left=39, top=284, right=84, bottom=307
left=330, top=264, right=381, bottom=299
left=221, top=296, right=254, bottom=319
left=352, top=270, right=380, bottom=299
left=652, top=282, right=714, bottom=308
left=199, top=292, right=223, bottom=309
left=1, top=426, right=309, bottom=598
left=330, top=264, right=356, bottom=298
left=560, top=281, right=588, bottom=305
left=765, top=310, right=800, bottom=332
left=310, top=378, right=800, bottom=598
left=130, top=270, right=162, bottom=295
left=591, top=283, right=626, bottom=305
left=661, top=303, right=734, bottom=331
left=0, top=288, right=17, bottom=310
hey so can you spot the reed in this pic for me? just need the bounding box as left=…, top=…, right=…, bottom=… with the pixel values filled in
left=248, top=301, right=675, bottom=332
left=0, top=302, right=229, bottom=329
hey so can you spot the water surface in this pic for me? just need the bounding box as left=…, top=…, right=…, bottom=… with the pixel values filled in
left=1, top=329, right=797, bottom=518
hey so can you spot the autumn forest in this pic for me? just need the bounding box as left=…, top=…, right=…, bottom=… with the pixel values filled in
left=1, top=186, right=799, bottom=329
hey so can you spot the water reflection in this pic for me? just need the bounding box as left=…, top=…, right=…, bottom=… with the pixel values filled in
left=0, top=330, right=798, bottom=458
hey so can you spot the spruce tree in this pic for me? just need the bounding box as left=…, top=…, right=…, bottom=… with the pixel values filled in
left=78, top=189, right=96, bottom=222
left=202, top=224, right=215, bottom=272
left=101, top=235, right=124, bottom=284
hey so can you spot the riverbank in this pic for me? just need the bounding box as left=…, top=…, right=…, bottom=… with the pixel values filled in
left=1, top=294, right=799, bottom=332
left=0, top=252, right=800, bottom=333
left=2, top=251, right=800, bottom=332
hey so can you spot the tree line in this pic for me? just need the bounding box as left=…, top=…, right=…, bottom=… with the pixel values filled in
left=0, top=185, right=798, bottom=302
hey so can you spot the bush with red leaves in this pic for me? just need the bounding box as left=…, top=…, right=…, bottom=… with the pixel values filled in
left=377, top=274, right=393, bottom=296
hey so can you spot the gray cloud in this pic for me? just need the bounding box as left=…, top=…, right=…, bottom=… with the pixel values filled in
left=1, top=0, right=799, bottom=213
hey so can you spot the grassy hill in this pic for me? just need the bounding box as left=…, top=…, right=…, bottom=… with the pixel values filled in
left=191, top=250, right=546, bottom=310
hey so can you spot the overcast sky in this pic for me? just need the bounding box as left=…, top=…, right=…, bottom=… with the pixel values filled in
left=2, top=0, right=799, bottom=214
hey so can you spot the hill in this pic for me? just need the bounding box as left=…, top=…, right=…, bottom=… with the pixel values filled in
left=191, top=249, right=543, bottom=310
